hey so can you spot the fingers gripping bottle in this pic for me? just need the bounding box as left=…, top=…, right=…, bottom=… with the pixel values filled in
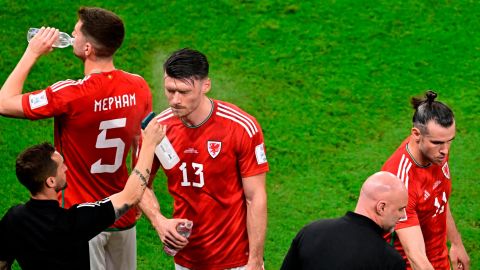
left=27, top=28, right=74, bottom=48
left=163, top=221, right=193, bottom=256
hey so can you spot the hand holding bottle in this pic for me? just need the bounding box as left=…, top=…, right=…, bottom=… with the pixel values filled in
left=27, top=27, right=74, bottom=49
left=157, top=218, right=192, bottom=256
left=25, top=27, right=59, bottom=57
left=163, top=221, right=193, bottom=256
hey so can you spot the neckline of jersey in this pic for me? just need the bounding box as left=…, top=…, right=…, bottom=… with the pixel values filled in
left=181, top=98, right=214, bottom=129
left=405, top=143, right=431, bottom=168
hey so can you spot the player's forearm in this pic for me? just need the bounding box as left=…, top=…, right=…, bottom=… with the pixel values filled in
left=0, top=50, right=38, bottom=98
left=246, top=190, right=267, bottom=266
left=446, top=204, right=462, bottom=245
left=408, top=257, right=435, bottom=270
left=138, top=187, right=167, bottom=229
left=0, top=50, right=38, bottom=116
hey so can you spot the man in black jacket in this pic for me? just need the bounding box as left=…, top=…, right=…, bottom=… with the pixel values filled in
left=281, top=171, right=407, bottom=270
left=0, top=120, right=164, bottom=270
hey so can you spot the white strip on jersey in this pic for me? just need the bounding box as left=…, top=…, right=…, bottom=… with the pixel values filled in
left=77, top=197, right=111, bottom=208
left=50, top=75, right=91, bottom=92
left=156, top=108, right=174, bottom=123
left=217, top=103, right=258, bottom=138
left=396, top=154, right=412, bottom=190
left=218, top=103, right=258, bottom=133
left=217, top=112, right=254, bottom=138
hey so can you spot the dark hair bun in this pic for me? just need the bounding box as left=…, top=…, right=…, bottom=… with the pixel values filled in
left=426, top=90, right=437, bottom=104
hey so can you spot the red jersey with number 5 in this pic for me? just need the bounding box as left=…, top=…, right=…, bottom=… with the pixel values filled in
left=382, top=138, right=451, bottom=270
left=151, top=100, right=269, bottom=270
left=22, top=70, right=152, bottom=229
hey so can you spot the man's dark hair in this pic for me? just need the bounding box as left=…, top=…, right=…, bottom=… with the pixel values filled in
left=16, top=142, right=57, bottom=195
left=411, top=90, right=454, bottom=133
left=78, top=7, right=124, bottom=58
left=164, top=48, right=209, bottom=84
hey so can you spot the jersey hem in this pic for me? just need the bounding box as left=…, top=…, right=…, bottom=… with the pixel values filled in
left=175, top=258, right=248, bottom=270
left=104, top=223, right=136, bottom=231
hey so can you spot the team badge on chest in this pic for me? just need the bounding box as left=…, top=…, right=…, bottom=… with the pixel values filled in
left=207, top=141, right=222, bottom=158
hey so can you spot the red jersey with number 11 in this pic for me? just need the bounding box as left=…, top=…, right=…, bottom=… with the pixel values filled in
left=22, top=70, right=152, bottom=229
left=382, top=138, right=451, bottom=270
left=152, top=100, right=269, bottom=270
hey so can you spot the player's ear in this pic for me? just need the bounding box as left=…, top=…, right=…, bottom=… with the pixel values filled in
left=201, top=78, right=211, bottom=94
left=376, top=201, right=386, bottom=215
left=84, top=42, right=95, bottom=57
left=411, top=127, right=421, bottom=142
left=45, top=176, right=56, bottom=189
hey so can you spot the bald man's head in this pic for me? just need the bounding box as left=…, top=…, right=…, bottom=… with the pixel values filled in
left=355, top=172, right=408, bottom=232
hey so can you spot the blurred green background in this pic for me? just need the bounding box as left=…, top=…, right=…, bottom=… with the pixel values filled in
left=0, top=0, right=478, bottom=269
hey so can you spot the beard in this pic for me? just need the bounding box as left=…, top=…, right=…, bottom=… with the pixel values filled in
left=55, top=181, right=67, bottom=192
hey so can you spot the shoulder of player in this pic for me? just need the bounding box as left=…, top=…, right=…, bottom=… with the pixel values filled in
left=48, top=76, right=92, bottom=93
left=214, top=100, right=261, bottom=138
left=117, top=70, right=148, bottom=84
left=154, top=108, right=176, bottom=124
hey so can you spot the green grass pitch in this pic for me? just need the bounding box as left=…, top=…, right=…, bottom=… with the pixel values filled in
left=0, top=1, right=478, bottom=269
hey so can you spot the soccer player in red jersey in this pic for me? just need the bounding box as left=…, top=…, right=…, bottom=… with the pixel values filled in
left=382, top=91, right=470, bottom=270
left=139, top=48, right=269, bottom=270
left=0, top=7, right=151, bottom=270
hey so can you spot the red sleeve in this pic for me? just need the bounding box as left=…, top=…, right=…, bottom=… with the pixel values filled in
left=22, top=80, right=81, bottom=119
left=237, top=117, right=269, bottom=178
left=382, top=159, right=420, bottom=229
left=395, top=179, right=420, bottom=229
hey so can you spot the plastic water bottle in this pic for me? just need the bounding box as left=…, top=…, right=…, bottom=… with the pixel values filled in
left=27, top=28, right=74, bottom=48
left=163, top=221, right=193, bottom=256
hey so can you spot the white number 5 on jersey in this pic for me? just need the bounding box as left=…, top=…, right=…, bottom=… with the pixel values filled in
left=90, top=118, right=126, bottom=174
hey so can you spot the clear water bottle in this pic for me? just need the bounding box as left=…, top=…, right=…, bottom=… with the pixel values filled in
left=26, top=28, right=74, bottom=48
left=163, top=221, right=193, bottom=256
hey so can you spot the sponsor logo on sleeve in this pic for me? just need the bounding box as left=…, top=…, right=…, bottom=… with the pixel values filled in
left=442, top=162, right=450, bottom=179
left=255, top=143, right=267, bottom=165
left=29, top=90, right=48, bottom=109
left=207, top=141, right=222, bottom=158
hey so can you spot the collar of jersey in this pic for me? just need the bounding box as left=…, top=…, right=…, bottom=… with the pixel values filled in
left=181, top=98, right=214, bottom=129
left=405, top=143, right=431, bottom=168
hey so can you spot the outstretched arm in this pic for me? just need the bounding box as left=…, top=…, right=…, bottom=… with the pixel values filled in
left=0, top=27, right=58, bottom=117
left=447, top=203, right=470, bottom=270
left=109, top=121, right=165, bottom=219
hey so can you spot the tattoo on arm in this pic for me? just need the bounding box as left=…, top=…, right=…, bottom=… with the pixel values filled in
left=115, top=203, right=131, bottom=220
left=133, top=168, right=150, bottom=187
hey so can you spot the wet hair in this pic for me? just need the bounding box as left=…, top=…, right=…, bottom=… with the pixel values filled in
left=164, top=48, right=209, bottom=84
left=78, top=7, right=124, bottom=58
left=411, top=90, right=454, bottom=134
left=16, top=143, right=57, bottom=195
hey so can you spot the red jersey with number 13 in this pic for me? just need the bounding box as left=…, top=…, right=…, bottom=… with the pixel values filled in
left=152, top=100, right=269, bottom=270
left=382, top=138, right=451, bottom=269
left=22, top=70, right=152, bottom=229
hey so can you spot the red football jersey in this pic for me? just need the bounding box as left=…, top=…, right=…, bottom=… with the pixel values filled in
left=382, top=138, right=451, bottom=270
left=22, top=70, right=152, bottom=229
left=152, top=100, right=269, bottom=269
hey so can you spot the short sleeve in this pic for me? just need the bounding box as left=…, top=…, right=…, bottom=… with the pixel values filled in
left=66, top=198, right=115, bottom=241
left=395, top=178, right=420, bottom=229
left=22, top=79, right=82, bottom=119
left=237, top=117, right=269, bottom=178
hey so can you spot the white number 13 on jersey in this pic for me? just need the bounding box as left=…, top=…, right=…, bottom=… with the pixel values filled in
left=180, top=162, right=205, bottom=188
left=90, top=118, right=126, bottom=174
